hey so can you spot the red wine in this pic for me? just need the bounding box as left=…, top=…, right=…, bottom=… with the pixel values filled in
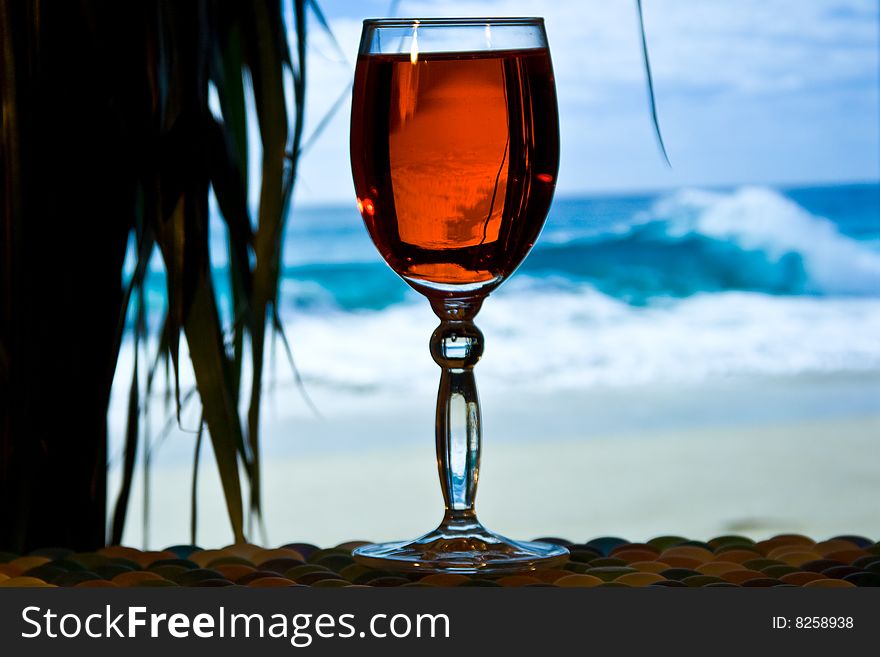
left=351, top=47, right=559, bottom=295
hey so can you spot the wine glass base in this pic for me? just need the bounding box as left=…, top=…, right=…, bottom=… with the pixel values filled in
left=352, top=522, right=569, bottom=574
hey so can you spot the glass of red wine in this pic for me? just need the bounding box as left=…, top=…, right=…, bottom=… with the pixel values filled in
left=350, top=17, right=567, bottom=573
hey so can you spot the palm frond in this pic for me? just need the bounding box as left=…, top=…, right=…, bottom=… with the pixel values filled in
left=306, top=0, right=349, bottom=65
left=635, top=0, right=670, bottom=166
left=272, top=308, right=322, bottom=418
left=190, top=415, right=205, bottom=545
left=109, top=328, right=141, bottom=545
left=105, top=0, right=312, bottom=545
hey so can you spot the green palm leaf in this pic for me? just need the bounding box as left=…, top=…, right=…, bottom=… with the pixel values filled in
left=635, top=0, right=670, bottom=166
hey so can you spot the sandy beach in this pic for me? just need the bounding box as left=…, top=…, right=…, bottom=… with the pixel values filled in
left=112, top=374, right=880, bottom=549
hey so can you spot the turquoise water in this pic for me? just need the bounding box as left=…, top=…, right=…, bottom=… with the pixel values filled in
left=135, top=182, right=879, bottom=312
left=272, top=182, right=880, bottom=311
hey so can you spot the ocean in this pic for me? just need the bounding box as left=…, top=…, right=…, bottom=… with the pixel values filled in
left=274, top=183, right=879, bottom=394
left=135, top=182, right=880, bottom=402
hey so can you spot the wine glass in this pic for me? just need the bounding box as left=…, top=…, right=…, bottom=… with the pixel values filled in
left=349, top=17, right=567, bottom=573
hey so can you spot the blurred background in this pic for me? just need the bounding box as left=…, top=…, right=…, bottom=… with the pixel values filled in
left=110, top=0, right=880, bottom=547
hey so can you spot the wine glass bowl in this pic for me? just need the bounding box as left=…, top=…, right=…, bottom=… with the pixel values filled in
left=350, top=17, right=567, bottom=573
left=351, top=17, right=559, bottom=300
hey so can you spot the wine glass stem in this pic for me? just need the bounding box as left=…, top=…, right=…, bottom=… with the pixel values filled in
left=429, top=308, right=485, bottom=526
left=435, top=365, right=480, bottom=519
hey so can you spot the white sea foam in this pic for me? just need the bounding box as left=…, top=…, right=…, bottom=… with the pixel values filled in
left=276, top=286, right=880, bottom=405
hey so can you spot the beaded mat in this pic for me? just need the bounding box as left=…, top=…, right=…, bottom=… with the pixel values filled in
left=1, top=535, right=878, bottom=587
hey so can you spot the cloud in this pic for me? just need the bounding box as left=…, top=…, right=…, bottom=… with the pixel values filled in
left=290, top=0, right=879, bottom=204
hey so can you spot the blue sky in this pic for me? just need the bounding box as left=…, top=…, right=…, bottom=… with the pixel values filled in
left=287, top=0, right=879, bottom=204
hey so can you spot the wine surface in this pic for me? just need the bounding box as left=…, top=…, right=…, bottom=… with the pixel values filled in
left=351, top=47, right=559, bottom=296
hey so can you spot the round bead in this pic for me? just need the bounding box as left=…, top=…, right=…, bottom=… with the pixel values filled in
left=615, top=572, right=665, bottom=587
left=0, top=577, right=54, bottom=588
left=419, top=574, right=470, bottom=587
left=247, top=577, right=296, bottom=587
left=554, top=574, right=604, bottom=588
left=779, top=572, right=827, bottom=586
left=695, top=562, right=745, bottom=576
left=803, top=578, right=855, bottom=588
left=585, top=537, right=629, bottom=556
left=496, top=575, right=543, bottom=587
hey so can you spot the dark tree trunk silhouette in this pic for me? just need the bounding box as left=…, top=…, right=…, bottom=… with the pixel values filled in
left=1, top=0, right=148, bottom=551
